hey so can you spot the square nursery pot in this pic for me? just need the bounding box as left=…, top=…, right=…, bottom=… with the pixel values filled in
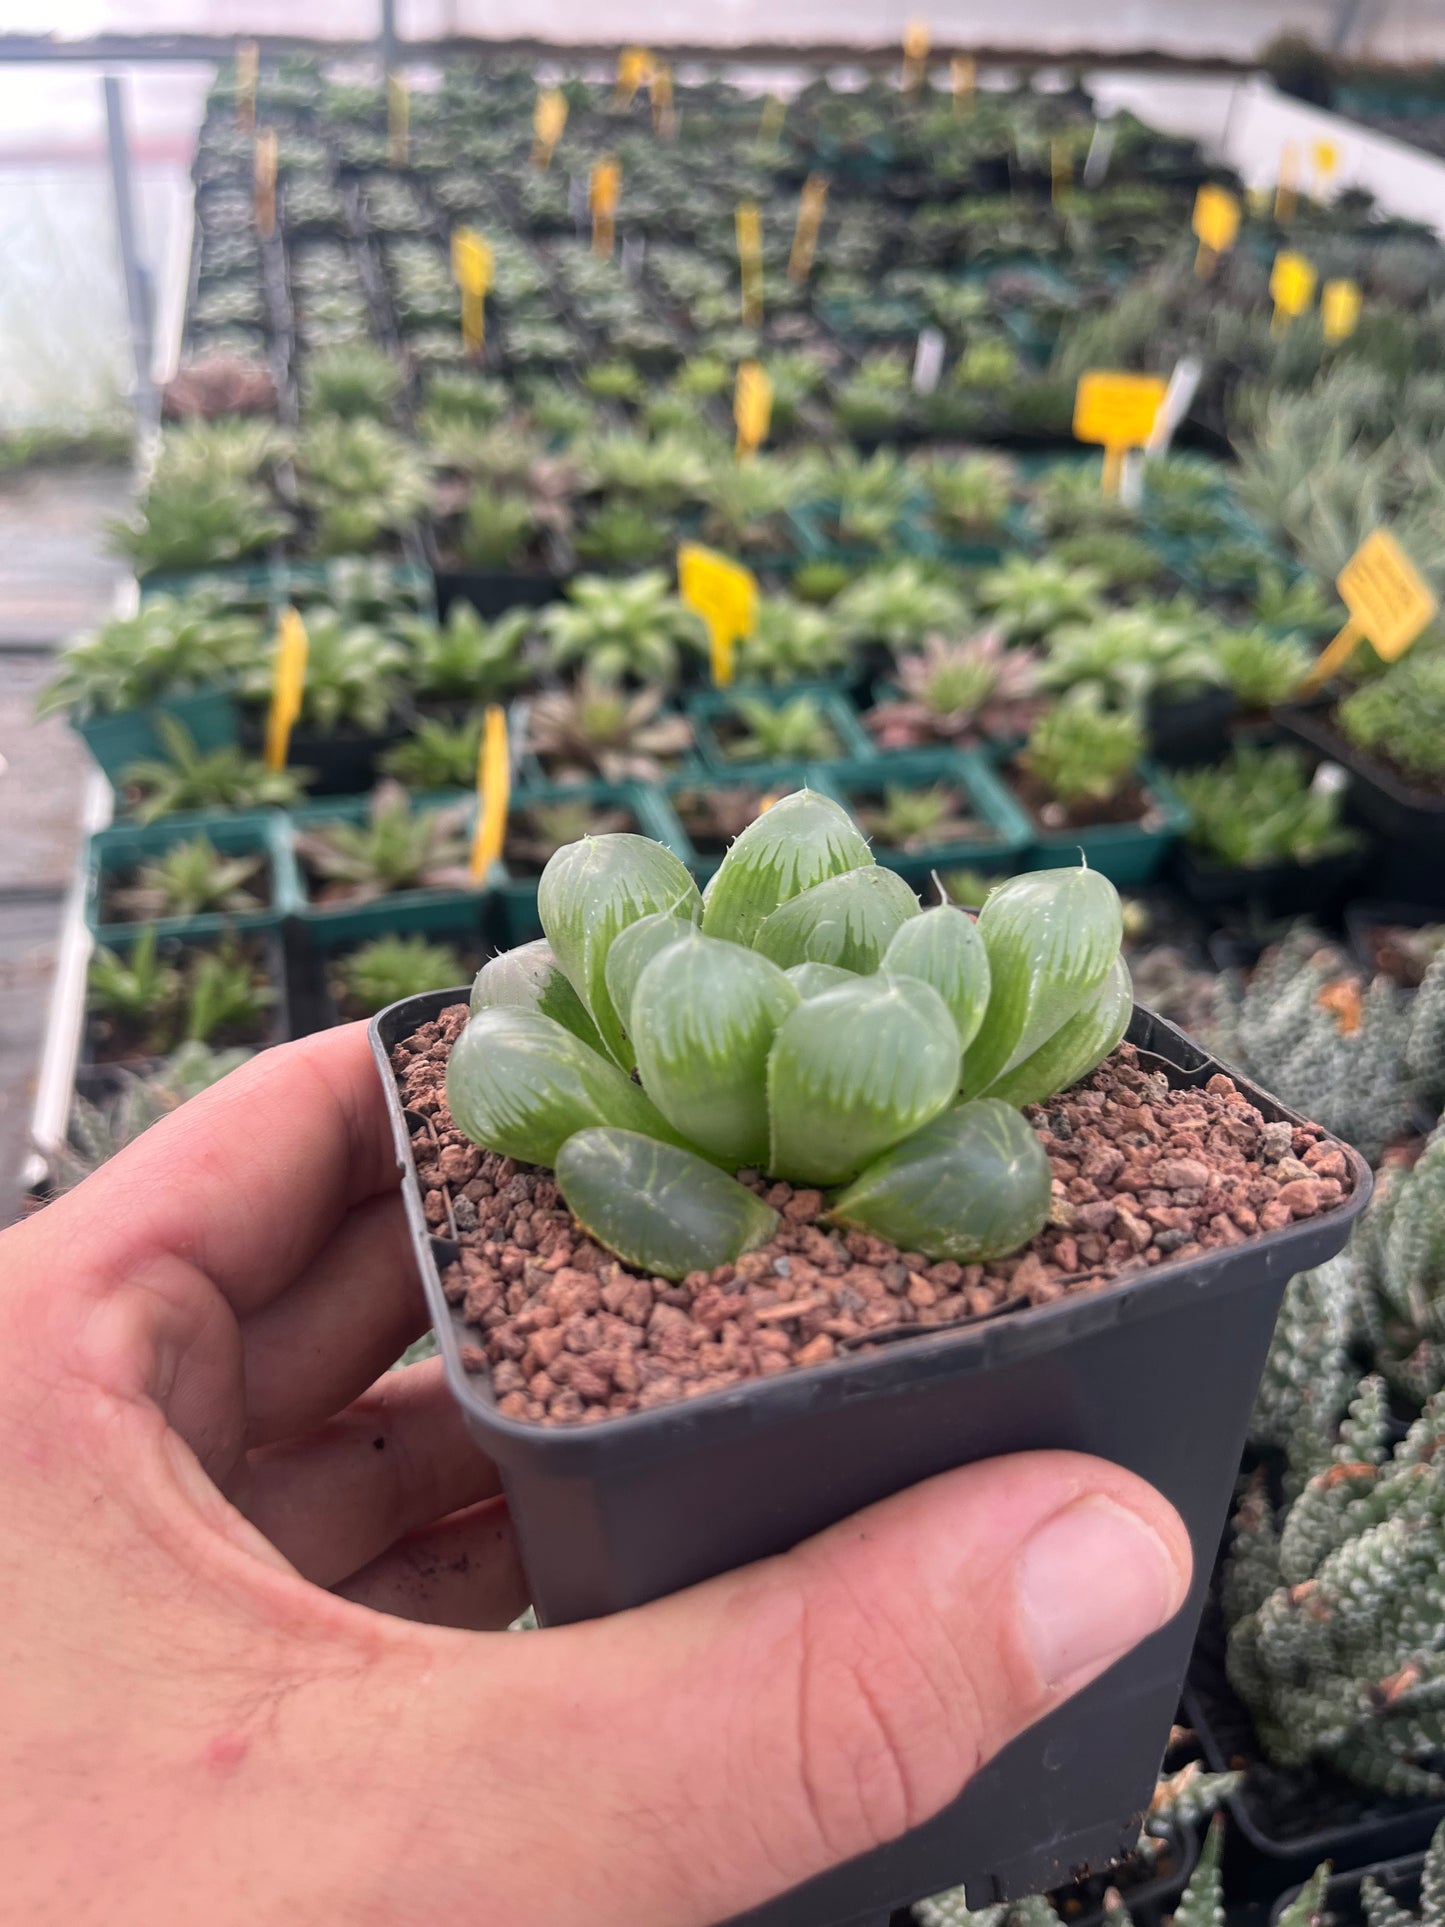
left=1145, top=688, right=1234, bottom=769
left=288, top=793, right=496, bottom=948
left=372, top=995, right=1370, bottom=1927
left=75, top=687, right=240, bottom=788
left=1275, top=702, right=1445, bottom=908
left=663, top=763, right=813, bottom=883
left=82, top=926, right=291, bottom=1076
left=1002, top=756, right=1192, bottom=890
left=493, top=779, right=691, bottom=945
left=810, top=749, right=1034, bottom=885
left=1169, top=839, right=1371, bottom=924
left=84, top=808, right=303, bottom=947
left=687, top=682, right=876, bottom=774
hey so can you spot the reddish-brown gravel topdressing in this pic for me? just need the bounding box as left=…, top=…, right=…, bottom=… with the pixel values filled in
left=394, top=1004, right=1353, bottom=1426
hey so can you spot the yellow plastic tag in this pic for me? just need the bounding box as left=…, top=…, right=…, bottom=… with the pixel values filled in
left=1074, top=371, right=1167, bottom=498
left=1270, top=250, right=1317, bottom=333
left=1192, top=184, right=1240, bottom=274
left=678, top=543, right=759, bottom=687
left=387, top=74, right=409, bottom=169
left=651, top=62, right=675, bottom=138
left=264, top=608, right=307, bottom=772
left=236, top=40, right=258, bottom=132
left=788, top=173, right=828, bottom=283
left=470, top=705, right=510, bottom=883
left=1276, top=141, right=1300, bottom=222
left=1312, top=138, right=1340, bottom=185
left=451, top=228, right=493, bottom=354
left=617, top=47, right=653, bottom=103
left=590, top=158, right=620, bottom=257
left=736, top=201, right=764, bottom=327
left=1300, top=530, right=1438, bottom=693
left=1322, top=277, right=1362, bottom=343
left=253, top=129, right=278, bottom=240
left=734, top=361, right=773, bottom=458
left=951, top=55, right=976, bottom=112
left=533, top=87, right=568, bottom=168
left=902, top=18, right=930, bottom=91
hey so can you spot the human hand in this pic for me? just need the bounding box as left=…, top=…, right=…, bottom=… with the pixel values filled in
left=0, top=1025, right=1190, bottom=1927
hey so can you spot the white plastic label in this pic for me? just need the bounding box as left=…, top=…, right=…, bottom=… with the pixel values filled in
left=913, top=326, right=945, bottom=395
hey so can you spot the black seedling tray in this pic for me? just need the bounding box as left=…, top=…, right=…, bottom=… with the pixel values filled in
left=372, top=996, right=1370, bottom=1927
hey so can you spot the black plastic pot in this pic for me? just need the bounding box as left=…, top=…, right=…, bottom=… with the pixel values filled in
left=1170, top=843, right=1370, bottom=923
left=372, top=995, right=1369, bottom=1926
left=1274, top=703, right=1445, bottom=908
left=433, top=563, right=567, bottom=621
left=1147, top=688, right=1234, bottom=768
left=1185, top=1594, right=1445, bottom=1899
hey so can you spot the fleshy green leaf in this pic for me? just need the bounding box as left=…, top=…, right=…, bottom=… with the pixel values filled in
left=767, top=973, right=960, bottom=1185
left=446, top=1005, right=683, bottom=1166
left=753, top=864, right=920, bottom=974
left=700, top=787, right=873, bottom=947
left=961, top=866, right=1123, bottom=1096
left=1173, top=1817, right=1225, bottom=1927
left=786, top=960, right=858, bottom=998
left=979, top=954, right=1132, bottom=1109
left=469, top=939, right=605, bottom=1053
left=884, top=905, right=992, bottom=1055
left=631, top=928, right=798, bottom=1169
left=538, top=833, right=701, bottom=1070
left=603, top=911, right=692, bottom=1038
left=555, top=1127, right=778, bottom=1281
left=828, top=1099, right=1051, bottom=1262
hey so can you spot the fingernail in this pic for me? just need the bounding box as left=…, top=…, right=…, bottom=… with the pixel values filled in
left=1018, top=1496, right=1186, bottom=1691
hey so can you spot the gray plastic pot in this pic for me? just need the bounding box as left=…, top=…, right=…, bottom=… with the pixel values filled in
left=370, top=997, right=1370, bottom=1927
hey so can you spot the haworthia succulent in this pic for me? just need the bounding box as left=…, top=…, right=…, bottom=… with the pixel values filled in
left=537, top=833, right=700, bottom=1070
left=630, top=929, right=798, bottom=1169
left=767, top=973, right=959, bottom=1186
left=978, top=953, right=1132, bottom=1109
left=1172, top=1818, right=1224, bottom=1927
left=961, top=866, right=1123, bottom=1095
left=603, top=911, right=692, bottom=1039
left=469, top=938, right=605, bottom=1053
left=753, top=863, right=920, bottom=975
left=555, top=1128, right=777, bottom=1281
left=446, top=1006, right=684, bottom=1167
left=700, top=787, right=873, bottom=947
left=884, top=904, right=992, bottom=1056
left=828, top=1100, right=1051, bottom=1261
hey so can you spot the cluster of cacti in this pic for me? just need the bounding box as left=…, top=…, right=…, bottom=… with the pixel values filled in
left=1225, top=1376, right=1445, bottom=1799
left=1214, top=930, right=1445, bottom=1163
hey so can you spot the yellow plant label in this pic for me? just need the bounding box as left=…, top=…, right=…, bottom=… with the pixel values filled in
left=678, top=543, right=759, bottom=687
left=1312, top=138, right=1340, bottom=182
left=951, top=55, right=977, bottom=111
left=651, top=62, right=675, bottom=137
left=1322, top=277, right=1362, bottom=343
left=1300, top=530, right=1438, bottom=694
left=452, top=228, right=493, bottom=354
left=1276, top=141, right=1300, bottom=222
left=617, top=47, right=653, bottom=103
left=533, top=87, right=567, bottom=167
left=388, top=74, right=409, bottom=169
left=902, top=18, right=930, bottom=90
left=254, top=128, right=278, bottom=240
left=1073, top=371, right=1167, bottom=452
left=1192, top=184, right=1240, bottom=263
left=264, top=608, right=307, bottom=772
left=236, top=40, right=258, bottom=132
left=470, top=704, right=510, bottom=882
left=590, top=158, right=620, bottom=256
left=736, top=201, right=764, bottom=326
left=734, top=361, right=773, bottom=457
left=789, top=173, right=828, bottom=282
left=1270, top=250, right=1317, bottom=331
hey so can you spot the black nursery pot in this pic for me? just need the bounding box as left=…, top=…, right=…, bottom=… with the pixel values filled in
left=1146, top=688, right=1234, bottom=768
left=371, top=998, right=1370, bottom=1927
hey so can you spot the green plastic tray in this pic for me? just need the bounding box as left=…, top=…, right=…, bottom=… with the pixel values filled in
left=686, top=682, right=876, bottom=773
left=84, top=808, right=302, bottom=947
left=288, top=790, right=495, bottom=947
left=810, top=748, right=1035, bottom=884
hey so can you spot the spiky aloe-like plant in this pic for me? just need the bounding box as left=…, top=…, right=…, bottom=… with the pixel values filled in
left=540, top=571, right=705, bottom=688
left=444, top=796, right=1131, bottom=1279
left=295, top=784, right=473, bottom=905
left=110, top=834, right=267, bottom=922
left=976, top=555, right=1106, bottom=644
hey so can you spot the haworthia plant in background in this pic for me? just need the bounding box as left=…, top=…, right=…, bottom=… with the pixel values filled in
left=446, top=790, right=1133, bottom=1279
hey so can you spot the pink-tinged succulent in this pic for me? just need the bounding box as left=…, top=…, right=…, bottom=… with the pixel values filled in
left=868, top=629, right=1041, bottom=750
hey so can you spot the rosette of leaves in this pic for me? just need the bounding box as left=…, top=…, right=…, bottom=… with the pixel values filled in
left=111, top=835, right=267, bottom=922
left=697, top=453, right=811, bottom=555
left=294, top=419, right=430, bottom=555
left=867, top=631, right=1039, bottom=750
left=380, top=715, right=483, bottom=790
left=1347, top=1126, right=1445, bottom=1407
left=916, top=454, right=1014, bottom=538
left=819, top=448, right=917, bottom=548
left=540, top=572, right=705, bottom=688
left=527, top=672, right=694, bottom=785
left=333, top=933, right=467, bottom=1017
left=835, top=355, right=915, bottom=439
left=241, top=610, right=406, bottom=735
left=833, top=562, right=971, bottom=655
left=303, top=344, right=404, bottom=423
left=1039, top=608, right=1223, bottom=709
left=1021, top=690, right=1146, bottom=811
left=733, top=598, right=853, bottom=685
left=294, top=785, right=473, bottom=906
left=574, top=499, right=672, bottom=570
left=121, top=719, right=307, bottom=824
left=720, top=693, right=842, bottom=763
left=416, top=369, right=510, bottom=435
left=573, top=430, right=714, bottom=511
left=976, top=555, right=1107, bottom=644
left=1212, top=626, right=1314, bottom=711
left=455, top=491, right=540, bottom=569
left=1032, top=459, right=1138, bottom=538
left=855, top=783, right=985, bottom=855
left=49, top=1042, right=251, bottom=1191
left=1254, top=565, right=1337, bottom=634
left=1173, top=746, right=1360, bottom=871
left=446, top=797, right=1129, bottom=1279
left=399, top=603, right=530, bottom=706
left=38, top=593, right=263, bottom=722
left=1339, top=653, right=1445, bottom=790
left=111, top=468, right=287, bottom=575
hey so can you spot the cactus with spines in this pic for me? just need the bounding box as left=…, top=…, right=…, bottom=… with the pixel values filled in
left=917, top=1780, right=1233, bottom=1927
left=1225, top=1381, right=1445, bottom=1799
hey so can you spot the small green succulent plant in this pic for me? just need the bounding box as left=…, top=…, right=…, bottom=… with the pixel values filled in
left=110, top=834, right=267, bottom=922
left=335, top=934, right=468, bottom=1016
left=443, top=795, right=1131, bottom=1280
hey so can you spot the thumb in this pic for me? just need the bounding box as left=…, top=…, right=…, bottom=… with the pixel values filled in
left=435, top=1448, right=1191, bottom=1927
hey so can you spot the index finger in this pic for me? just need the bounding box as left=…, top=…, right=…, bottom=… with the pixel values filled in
left=41, top=1023, right=401, bottom=1317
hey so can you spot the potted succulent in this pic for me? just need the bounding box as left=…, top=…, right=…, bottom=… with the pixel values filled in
left=816, top=751, right=1033, bottom=884
left=524, top=672, right=696, bottom=786
left=84, top=813, right=300, bottom=946
left=371, top=794, right=1366, bottom=1921
left=688, top=684, right=872, bottom=770
left=326, top=932, right=474, bottom=1023
left=1003, top=691, right=1191, bottom=886
left=117, top=718, right=307, bottom=824
left=1037, top=607, right=1233, bottom=767
left=289, top=781, right=489, bottom=945
left=239, top=609, right=412, bottom=795
left=866, top=631, right=1042, bottom=751
left=85, top=926, right=286, bottom=1069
